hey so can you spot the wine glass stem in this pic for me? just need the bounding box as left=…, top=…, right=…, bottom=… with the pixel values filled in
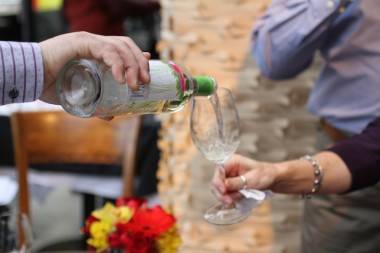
left=215, top=162, right=235, bottom=209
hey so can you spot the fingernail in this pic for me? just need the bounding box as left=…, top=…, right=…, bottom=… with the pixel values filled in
left=144, top=72, right=150, bottom=84
left=129, top=76, right=138, bottom=89
left=132, top=84, right=139, bottom=91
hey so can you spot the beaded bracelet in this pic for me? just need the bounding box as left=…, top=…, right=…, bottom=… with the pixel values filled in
left=300, top=155, right=324, bottom=199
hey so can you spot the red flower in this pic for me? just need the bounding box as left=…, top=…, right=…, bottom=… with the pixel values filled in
left=116, top=197, right=146, bottom=210
left=84, top=198, right=179, bottom=253
left=121, top=206, right=176, bottom=238
left=108, top=231, right=122, bottom=249
left=82, top=215, right=99, bottom=234
left=120, top=232, right=156, bottom=253
left=109, top=229, right=156, bottom=253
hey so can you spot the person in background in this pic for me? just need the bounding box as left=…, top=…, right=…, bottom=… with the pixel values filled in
left=212, top=116, right=380, bottom=249
left=250, top=0, right=380, bottom=252
left=0, top=32, right=150, bottom=106
left=63, top=0, right=160, bottom=36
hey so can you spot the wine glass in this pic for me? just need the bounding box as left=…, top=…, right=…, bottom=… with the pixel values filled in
left=190, top=87, right=265, bottom=225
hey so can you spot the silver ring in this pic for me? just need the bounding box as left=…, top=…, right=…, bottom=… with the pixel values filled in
left=240, top=175, right=248, bottom=190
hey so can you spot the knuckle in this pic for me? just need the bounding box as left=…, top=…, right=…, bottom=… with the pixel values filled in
left=104, top=43, right=117, bottom=52
left=124, top=37, right=133, bottom=44
left=225, top=180, right=232, bottom=189
left=114, top=61, right=125, bottom=70
left=75, top=31, right=90, bottom=40
left=126, top=61, right=138, bottom=69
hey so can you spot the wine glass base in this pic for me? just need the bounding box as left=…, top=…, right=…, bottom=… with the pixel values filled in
left=203, top=202, right=251, bottom=225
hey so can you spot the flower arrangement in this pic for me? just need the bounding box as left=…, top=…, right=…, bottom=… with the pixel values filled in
left=83, top=198, right=181, bottom=253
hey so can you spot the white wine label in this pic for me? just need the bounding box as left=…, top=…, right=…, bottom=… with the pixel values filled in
left=127, top=60, right=180, bottom=101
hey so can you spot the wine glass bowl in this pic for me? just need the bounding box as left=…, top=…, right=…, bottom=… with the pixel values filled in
left=190, top=88, right=240, bottom=165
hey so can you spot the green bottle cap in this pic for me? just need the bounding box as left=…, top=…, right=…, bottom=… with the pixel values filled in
left=194, top=76, right=217, bottom=96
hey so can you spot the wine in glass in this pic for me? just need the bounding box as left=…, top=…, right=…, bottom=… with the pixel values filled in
left=190, top=87, right=266, bottom=225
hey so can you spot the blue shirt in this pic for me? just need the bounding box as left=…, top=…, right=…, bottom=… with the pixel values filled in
left=252, top=0, right=380, bottom=134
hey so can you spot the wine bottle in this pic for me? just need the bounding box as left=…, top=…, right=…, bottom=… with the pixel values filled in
left=56, top=59, right=216, bottom=117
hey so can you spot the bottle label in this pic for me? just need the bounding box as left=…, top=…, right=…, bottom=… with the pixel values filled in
left=127, top=61, right=181, bottom=101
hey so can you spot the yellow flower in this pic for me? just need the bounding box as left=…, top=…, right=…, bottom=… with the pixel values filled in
left=156, top=226, right=182, bottom=253
left=87, top=220, right=113, bottom=252
left=86, top=203, right=134, bottom=252
left=92, top=203, right=118, bottom=224
left=92, top=203, right=133, bottom=224
left=116, top=206, right=133, bottom=222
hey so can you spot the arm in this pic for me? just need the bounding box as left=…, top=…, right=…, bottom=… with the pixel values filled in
left=328, top=118, right=380, bottom=191
left=0, top=41, right=43, bottom=105
left=252, top=0, right=343, bottom=79
left=212, top=153, right=351, bottom=204
left=0, top=32, right=150, bottom=106
left=212, top=117, right=380, bottom=203
left=277, top=117, right=380, bottom=193
left=274, top=151, right=352, bottom=194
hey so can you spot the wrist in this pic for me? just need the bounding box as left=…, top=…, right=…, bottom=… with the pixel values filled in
left=300, top=155, right=324, bottom=198
left=273, top=162, right=289, bottom=187
left=272, top=159, right=315, bottom=194
left=39, top=41, right=52, bottom=92
left=271, top=161, right=295, bottom=193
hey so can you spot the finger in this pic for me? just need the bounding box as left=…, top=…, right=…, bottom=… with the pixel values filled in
left=219, top=191, right=242, bottom=205
left=222, top=195, right=233, bottom=205
left=226, top=192, right=243, bottom=202
left=214, top=166, right=226, bottom=193
left=223, top=155, right=247, bottom=177
left=143, top=52, right=151, bottom=60
left=106, top=38, right=140, bottom=89
left=116, top=37, right=150, bottom=84
left=225, top=175, right=248, bottom=192
left=84, top=36, right=126, bottom=84
left=210, top=186, right=225, bottom=202
left=211, top=177, right=225, bottom=196
left=101, top=49, right=126, bottom=84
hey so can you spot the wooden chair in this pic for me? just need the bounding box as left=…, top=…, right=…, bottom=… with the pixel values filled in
left=11, top=111, right=140, bottom=244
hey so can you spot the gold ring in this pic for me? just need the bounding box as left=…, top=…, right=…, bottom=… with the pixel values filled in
left=240, top=175, right=248, bottom=190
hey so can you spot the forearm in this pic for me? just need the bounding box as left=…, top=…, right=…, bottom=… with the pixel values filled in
left=270, top=118, right=380, bottom=195
left=0, top=41, right=44, bottom=105
left=252, top=0, right=342, bottom=79
left=274, top=151, right=352, bottom=194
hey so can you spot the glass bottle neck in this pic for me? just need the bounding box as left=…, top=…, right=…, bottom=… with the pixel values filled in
left=192, top=76, right=217, bottom=97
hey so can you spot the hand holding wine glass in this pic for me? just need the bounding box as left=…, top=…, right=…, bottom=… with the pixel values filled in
left=190, top=87, right=268, bottom=225
left=211, top=154, right=276, bottom=204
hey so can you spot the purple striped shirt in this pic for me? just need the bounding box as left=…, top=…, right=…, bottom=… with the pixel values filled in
left=0, top=41, right=44, bottom=105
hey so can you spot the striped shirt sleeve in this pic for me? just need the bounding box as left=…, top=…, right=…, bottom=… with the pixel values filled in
left=251, top=0, right=341, bottom=79
left=0, top=41, right=44, bottom=105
